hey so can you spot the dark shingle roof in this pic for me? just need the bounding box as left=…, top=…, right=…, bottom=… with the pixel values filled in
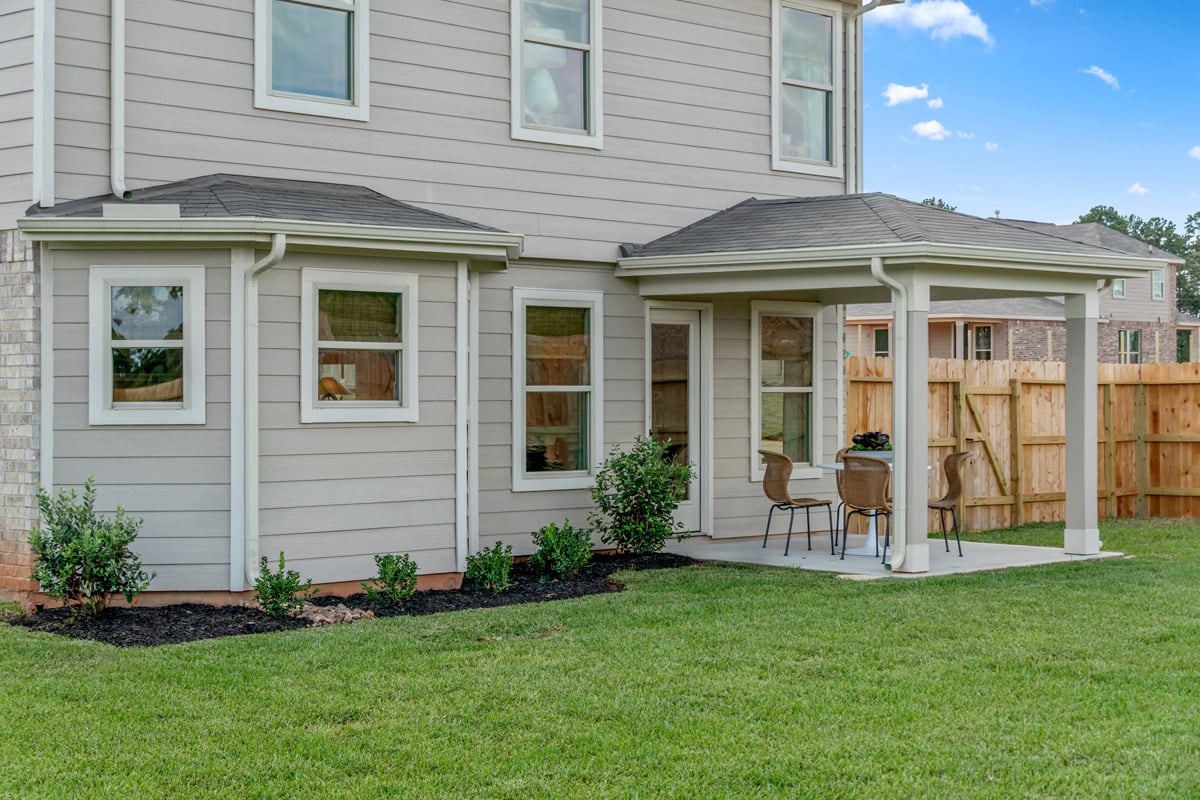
left=994, top=219, right=1183, bottom=262
left=847, top=297, right=1066, bottom=319
left=24, top=174, right=504, bottom=233
left=625, top=194, right=1151, bottom=259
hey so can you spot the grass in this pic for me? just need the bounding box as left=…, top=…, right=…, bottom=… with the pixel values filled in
left=4, top=519, right=1200, bottom=799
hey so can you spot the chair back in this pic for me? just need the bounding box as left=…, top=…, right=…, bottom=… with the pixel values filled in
left=834, top=447, right=850, bottom=498
left=757, top=450, right=795, bottom=505
left=940, top=451, right=972, bottom=504
left=840, top=454, right=891, bottom=511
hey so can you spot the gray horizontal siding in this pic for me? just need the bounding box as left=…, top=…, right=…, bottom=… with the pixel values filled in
left=40, top=0, right=852, bottom=251
left=49, top=247, right=232, bottom=590
left=0, top=3, right=33, bottom=220
left=256, top=253, right=463, bottom=582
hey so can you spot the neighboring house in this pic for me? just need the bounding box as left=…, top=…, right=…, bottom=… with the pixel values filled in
left=847, top=220, right=1188, bottom=363
left=0, top=0, right=1167, bottom=600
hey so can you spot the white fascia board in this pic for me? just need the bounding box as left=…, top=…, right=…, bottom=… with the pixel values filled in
left=17, top=217, right=524, bottom=262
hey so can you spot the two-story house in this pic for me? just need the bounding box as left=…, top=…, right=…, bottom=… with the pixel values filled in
left=846, top=219, right=1188, bottom=363
left=0, top=0, right=1167, bottom=601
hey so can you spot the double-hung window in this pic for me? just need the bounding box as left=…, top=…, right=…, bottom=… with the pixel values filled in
left=972, top=325, right=993, bottom=361
left=751, top=301, right=822, bottom=480
left=255, top=0, right=370, bottom=120
left=513, top=288, right=604, bottom=491
left=1152, top=269, right=1165, bottom=300
left=89, top=267, right=206, bottom=425
left=873, top=327, right=889, bottom=358
left=511, top=0, right=603, bottom=149
left=300, top=268, right=418, bottom=423
left=772, top=0, right=841, bottom=176
left=1119, top=329, right=1141, bottom=364
left=1112, top=279, right=1126, bottom=298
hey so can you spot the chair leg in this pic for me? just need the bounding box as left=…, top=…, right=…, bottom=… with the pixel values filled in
left=840, top=510, right=858, bottom=560
left=784, top=506, right=797, bottom=556
left=939, top=508, right=950, bottom=552
left=827, top=504, right=835, bottom=554
left=881, top=513, right=891, bottom=563
left=951, top=506, right=963, bottom=557
left=834, top=501, right=845, bottom=546
left=763, top=504, right=776, bottom=548
left=805, top=506, right=813, bottom=551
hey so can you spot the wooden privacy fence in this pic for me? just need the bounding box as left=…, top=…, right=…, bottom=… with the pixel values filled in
left=846, top=357, right=1200, bottom=531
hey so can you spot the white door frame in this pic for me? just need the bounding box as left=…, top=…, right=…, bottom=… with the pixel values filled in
left=645, top=300, right=714, bottom=535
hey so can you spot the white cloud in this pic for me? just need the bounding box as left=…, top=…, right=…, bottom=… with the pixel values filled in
left=957, top=131, right=975, bottom=139
left=1029, top=0, right=1052, bottom=5
left=985, top=142, right=999, bottom=152
left=883, top=82, right=930, bottom=106
left=1084, top=65, right=1120, bottom=90
left=867, top=1, right=993, bottom=45
left=1127, top=182, right=1149, bottom=197
left=927, top=97, right=944, bottom=109
left=913, top=120, right=952, bottom=141
left=1190, top=145, right=1200, bottom=160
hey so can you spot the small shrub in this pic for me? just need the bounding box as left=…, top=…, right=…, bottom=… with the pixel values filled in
left=362, top=553, right=419, bottom=604
left=465, top=543, right=514, bottom=595
left=589, top=436, right=693, bottom=554
left=29, top=477, right=155, bottom=616
left=530, top=519, right=593, bottom=579
left=255, top=551, right=318, bottom=618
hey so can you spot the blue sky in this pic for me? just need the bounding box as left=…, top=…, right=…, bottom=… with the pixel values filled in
left=863, top=0, right=1200, bottom=228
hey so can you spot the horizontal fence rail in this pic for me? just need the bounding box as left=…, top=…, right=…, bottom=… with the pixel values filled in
left=846, top=357, right=1200, bottom=530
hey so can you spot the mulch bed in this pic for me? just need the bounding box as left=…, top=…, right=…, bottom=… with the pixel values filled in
left=11, top=552, right=695, bottom=648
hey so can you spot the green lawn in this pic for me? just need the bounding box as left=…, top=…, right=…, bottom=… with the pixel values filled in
left=3, top=519, right=1200, bottom=799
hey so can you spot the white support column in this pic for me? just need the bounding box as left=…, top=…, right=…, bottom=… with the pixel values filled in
left=893, top=278, right=930, bottom=573
left=1064, top=292, right=1101, bottom=554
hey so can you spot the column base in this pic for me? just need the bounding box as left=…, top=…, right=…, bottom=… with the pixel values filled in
left=1064, top=528, right=1102, bottom=555
left=891, top=542, right=929, bottom=573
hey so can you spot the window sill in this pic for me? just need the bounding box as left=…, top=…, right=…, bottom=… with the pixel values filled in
left=770, top=156, right=843, bottom=179
left=511, top=472, right=596, bottom=493
left=256, top=93, right=369, bottom=122
left=512, top=125, right=603, bottom=150
left=301, top=406, right=418, bottom=424
left=90, top=407, right=206, bottom=426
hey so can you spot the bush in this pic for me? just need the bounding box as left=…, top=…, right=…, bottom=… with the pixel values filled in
left=589, top=436, right=693, bottom=554
left=465, top=543, right=514, bottom=595
left=530, top=519, right=593, bottom=579
left=254, top=551, right=318, bottom=618
left=362, top=553, right=419, bottom=604
left=29, top=477, right=155, bottom=616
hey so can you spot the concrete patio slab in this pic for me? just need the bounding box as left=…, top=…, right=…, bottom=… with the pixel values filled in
left=666, top=533, right=1123, bottom=579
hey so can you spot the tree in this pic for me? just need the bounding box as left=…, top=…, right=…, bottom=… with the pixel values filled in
left=921, top=197, right=957, bottom=211
left=1076, top=205, right=1200, bottom=317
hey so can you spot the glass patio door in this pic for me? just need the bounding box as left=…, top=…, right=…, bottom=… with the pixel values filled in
left=649, top=308, right=701, bottom=532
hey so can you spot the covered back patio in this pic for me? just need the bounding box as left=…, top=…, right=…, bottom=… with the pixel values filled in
left=619, top=194, right=1168, bottom=573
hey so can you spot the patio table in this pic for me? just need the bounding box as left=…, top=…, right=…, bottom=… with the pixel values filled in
left=815, top=457, right=931, bottom=557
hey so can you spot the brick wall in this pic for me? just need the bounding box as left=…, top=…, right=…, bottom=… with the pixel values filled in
left=0, top=230, right=38, bottom=599
left=1098, top=322, right=1177, bottom=364
left=1007, top=320, right=1066, bottom=361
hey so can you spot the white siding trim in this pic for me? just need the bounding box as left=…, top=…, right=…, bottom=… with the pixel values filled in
left=88, top=266, right=207, bottom=426
left=254, top=0, right=371, bottom=121
left=511, top=287, right=605, bottom=492
left=299, top=267, right=419, bottom=424
left=229, top=248, right=252, bottom=591
left=467, top=270, right=481, bottom=556
left=510, top=0, right=604, bottom=149
left=771, top=0, right=844, bottom=178
left=750, top=300, right=824, bottom=481
left=39, top=246, right=54, bottom=491
left=455, top=260, right=469, bottom=572
left=32, top=0, right=55, bottom=207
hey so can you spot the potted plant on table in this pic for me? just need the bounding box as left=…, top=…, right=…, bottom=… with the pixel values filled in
left=850, top=431, right=893, bottom=462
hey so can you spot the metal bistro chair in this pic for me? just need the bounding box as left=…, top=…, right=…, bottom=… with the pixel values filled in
left=833, top=447, right=851, bottom=548
left=839, top=454, right=892, bottom=561
left=758, top=450, right=835, bottom=556
left=929, top=451, right=972, bottom=557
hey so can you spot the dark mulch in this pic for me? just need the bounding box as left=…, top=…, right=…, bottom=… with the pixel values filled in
left=11, top=552, right=695, bottom=648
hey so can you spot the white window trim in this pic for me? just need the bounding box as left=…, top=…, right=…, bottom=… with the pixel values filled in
left=510, top=0, right=604, bottom=149
left=1112, top=278, right=1126, bottom=298
left=1119, top=329, right=1141, bottom=365
left=1152, top=269, right=1165, bottom=300
left=88, top=266, right=206, bottom=426
left=512, top=287, right=604, bottom=492
left=254, top=0, right=370, bottom=121
left=771, top=0, right=843, bottom=178
left=300, top=267, right=418, bottom=423
left=750, top=300, right=823, bottom=482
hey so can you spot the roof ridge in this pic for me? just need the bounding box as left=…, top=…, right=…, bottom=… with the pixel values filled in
left=861, top=194, right=927, bottom=242
left=625, top=197, right=760, bottom=256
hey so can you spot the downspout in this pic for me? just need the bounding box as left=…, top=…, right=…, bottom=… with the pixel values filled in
left=32, top=0, right=55, bottom=207
left=110, top=0, right=130, bottom=199
left=845, top=0, right=889, bottom=194
left=455, top=260, right=470, bottom=572
left=869, top=255, right=909, bottom=571
left=241, top=234, right=286, bottom=588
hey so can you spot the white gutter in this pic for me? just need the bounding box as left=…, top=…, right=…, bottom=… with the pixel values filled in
left=240, top=233, right=286, bottom=588
left=869, top=255, right=909, bottom=571
left=110, top=0, right=130, bottom=199
left=455, top=260, right=470, bottom=572
left=845, top=1, right=894, bottom=193
left=32, top=0, right=55, bottom=207
left=467, top=270, right=481, bottom=559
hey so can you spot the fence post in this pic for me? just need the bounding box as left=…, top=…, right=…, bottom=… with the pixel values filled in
left=1135, top=382, right=1148, bottom=518
left=1010, top=379, right=1024, bottom=526
left=1103, top=382, right=1117, bottom=518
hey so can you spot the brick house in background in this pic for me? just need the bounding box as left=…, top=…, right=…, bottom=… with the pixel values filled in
left=847, top=220, right=1189, bottom=364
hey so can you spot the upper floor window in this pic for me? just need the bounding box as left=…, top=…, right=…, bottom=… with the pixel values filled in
left=772, top=0, right=842, bottom=177
left=511, top=0, right=603, bottom=149
left=751, top=302, right=823, bottom=481
left=1119, top=329, right=1141, bottom=364
left=1112, top=279, right=1126, bottom=298
left=89, top=267, right=206, bottom=426
left=300, top=268, right=418, bottom=423
left=1152, top=269, right=1165, bottom=300
left=873, top=327, right=889, bottom=358
left=255, top=0, right=370, bottom=121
